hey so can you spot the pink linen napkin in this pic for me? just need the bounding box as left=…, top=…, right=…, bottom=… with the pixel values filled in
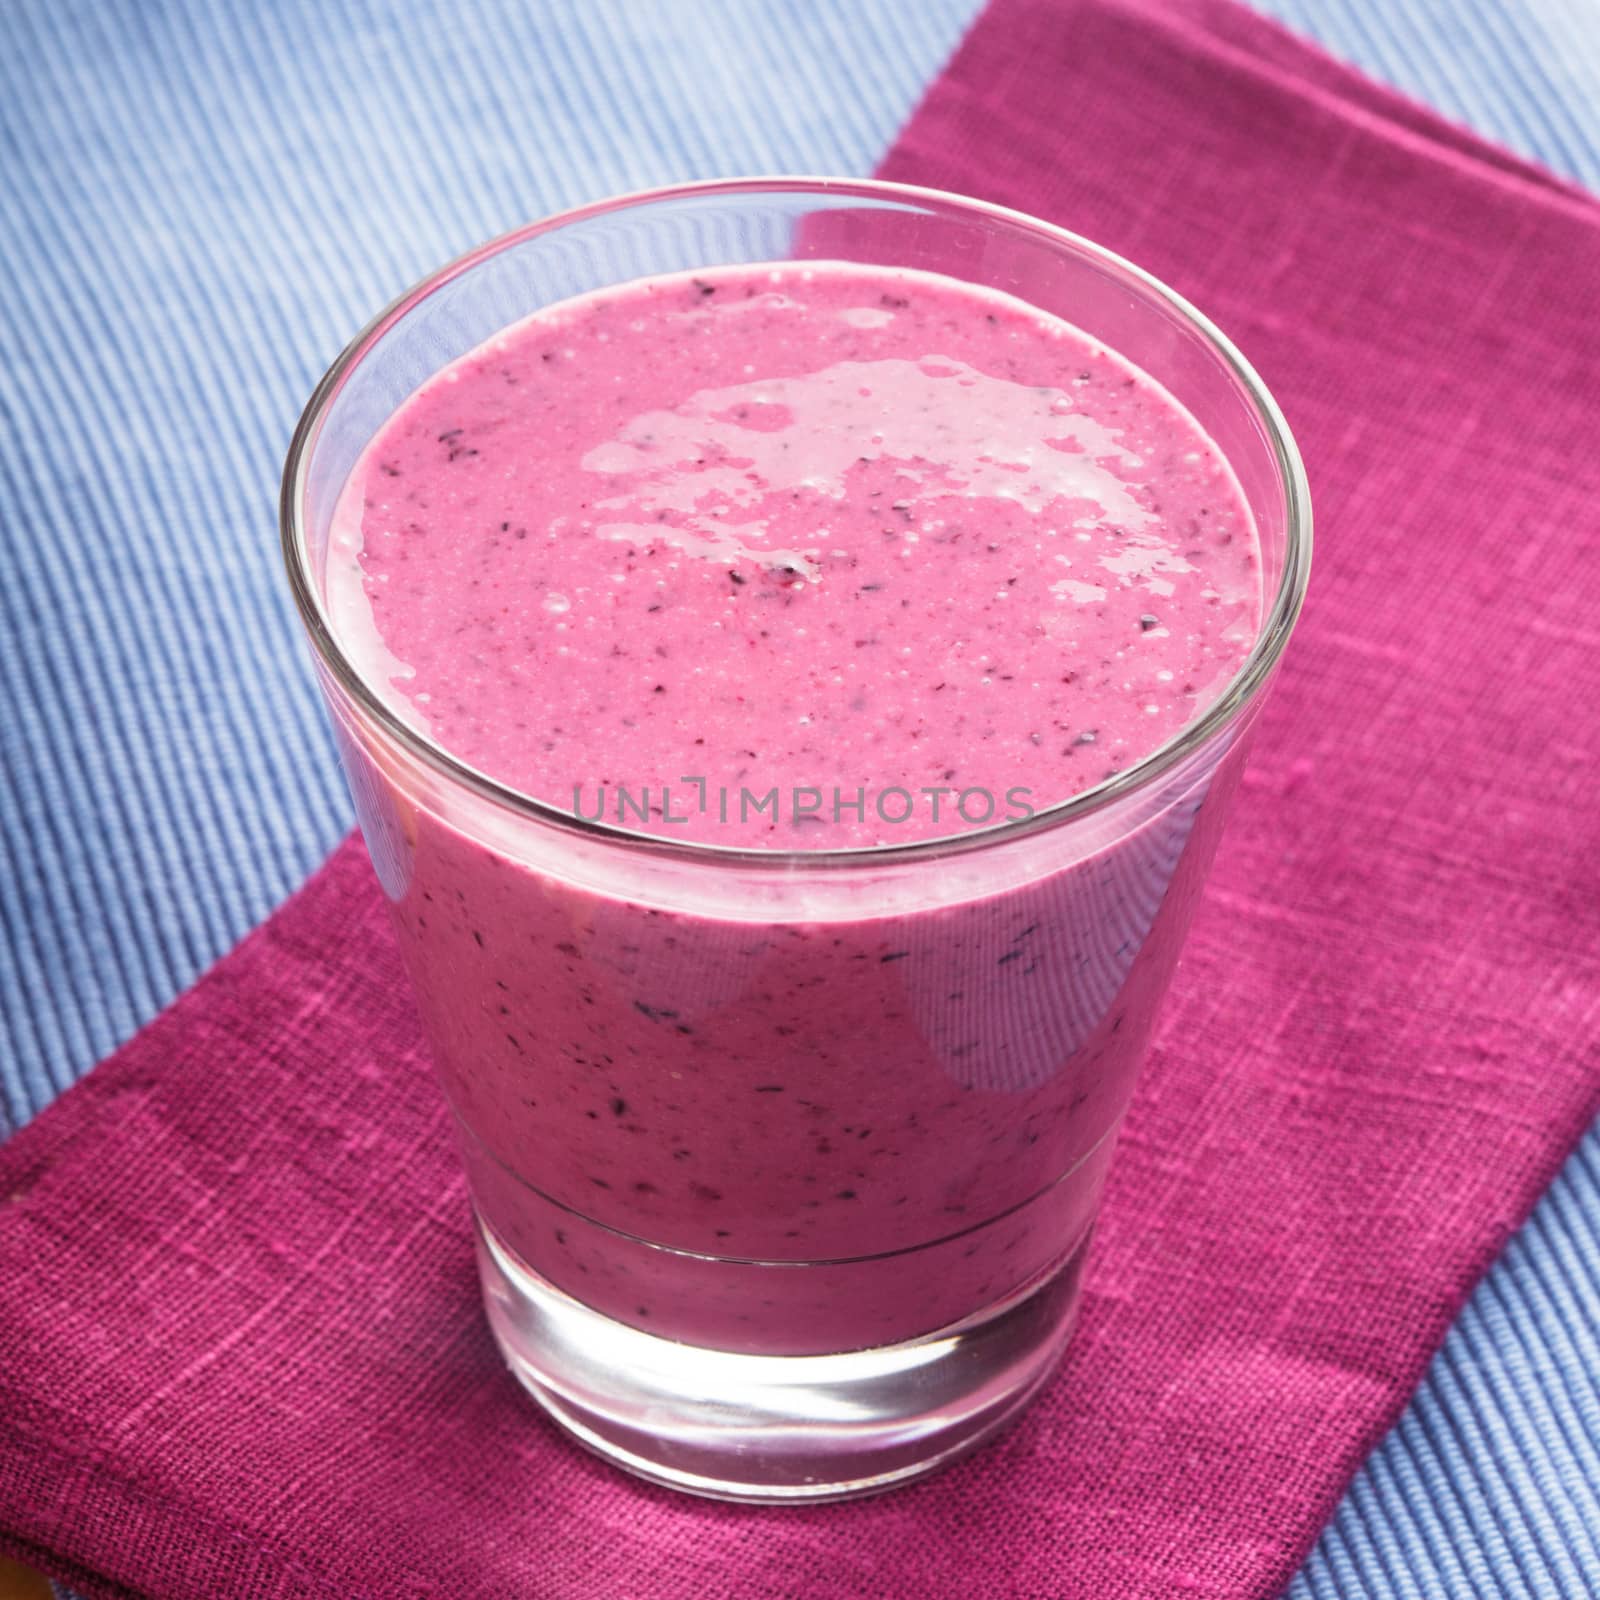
left=3, top=1, right=1599, bottom=1595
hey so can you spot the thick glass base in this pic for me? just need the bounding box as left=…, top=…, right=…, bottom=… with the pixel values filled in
left=476, top=1216, right=1090, bottom=1503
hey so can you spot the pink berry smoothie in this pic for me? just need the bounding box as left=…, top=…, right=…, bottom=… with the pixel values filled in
left=325, top=262, right=1261, bottom=1355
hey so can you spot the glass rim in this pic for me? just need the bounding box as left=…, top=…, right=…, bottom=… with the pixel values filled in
left=280, top=174, right=1312, bottom=871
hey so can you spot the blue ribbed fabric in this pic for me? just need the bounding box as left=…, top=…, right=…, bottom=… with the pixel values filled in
left=2, top=2, right=1597, bottom=1596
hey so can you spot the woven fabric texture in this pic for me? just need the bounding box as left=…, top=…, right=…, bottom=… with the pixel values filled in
left=3, top=2, right=1599, bottom=1596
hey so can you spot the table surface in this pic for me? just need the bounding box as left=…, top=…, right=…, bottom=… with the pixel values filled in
left=2, top=2, right=1597, bottom=1596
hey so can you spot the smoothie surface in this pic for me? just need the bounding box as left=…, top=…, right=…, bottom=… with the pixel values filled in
left=330, top=262, right=1260, bottom=845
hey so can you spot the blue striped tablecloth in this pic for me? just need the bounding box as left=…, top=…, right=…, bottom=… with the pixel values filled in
left=2, top=3, right=1596, bottom=1593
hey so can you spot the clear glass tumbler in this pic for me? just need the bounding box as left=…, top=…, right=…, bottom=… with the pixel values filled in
left=281, top=177, right=1310, bottom=1502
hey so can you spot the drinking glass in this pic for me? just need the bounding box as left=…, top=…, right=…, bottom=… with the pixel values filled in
left=281, top=177, right=1311, bottom=1502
